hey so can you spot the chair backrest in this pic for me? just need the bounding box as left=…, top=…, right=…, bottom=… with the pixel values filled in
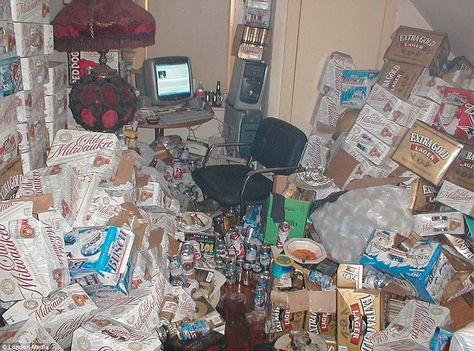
left=249, top=117, right=308, bottom=174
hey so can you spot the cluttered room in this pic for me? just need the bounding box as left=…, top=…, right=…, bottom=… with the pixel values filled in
left=0, top=0, right=473, bottom=350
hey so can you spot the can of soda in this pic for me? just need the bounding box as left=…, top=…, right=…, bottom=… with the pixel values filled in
left=173, top=159, right=184, bottom=180
left=223, top=257, right=237, bottom=285
left=276, top=222, right=291, bottom=249
left=159, top=294, right=179, bottom=324
left=177, top=319, right=211, bottom=341
left=253, top=286, right=267, bottom=311
left=259, top=243, right=271, bottom=270
left=188, top=239, right=202, bottom=262
left=245, top=244, right=257, bottom=264
left=180, top=242, right=195, bottom=276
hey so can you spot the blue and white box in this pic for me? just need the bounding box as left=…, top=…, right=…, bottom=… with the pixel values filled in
left=360, top=229, right=454, bottom=303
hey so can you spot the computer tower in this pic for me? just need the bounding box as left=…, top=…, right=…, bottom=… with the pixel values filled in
left=223, top=103, right=262, bottom=157
left=227, top=58, right=268, bottom=110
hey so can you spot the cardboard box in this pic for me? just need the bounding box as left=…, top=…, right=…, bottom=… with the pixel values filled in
left=0, top=157, right=22, bottom=200
left=336, top=288, right=386, bottom=351
left=0, top=56, right=22, bottom=97
left=443, top=139, right=474, bottom=191
left=360, top=229, right=455, bottom=304
left=15, top=85, right=45, bottom=123
left=13, top=22, right=44, bottom=57
left=11, top=0, right=49, bottom=23
left=371, top=299, right=451, bottom=351
left=20, top=55, right=47, bottom=90
left=376, top=60, right=423, bottom=101
left=44, top=61, right=67, bottom=95
left=44, top=88, right=67, bottom=122
left=384, top=25, right=450, bottom=76
left=231, top=23, right=271, bottom=60
left=263, top=175, right=311, bottom=245
left=0, top=20, right=16, bottom=60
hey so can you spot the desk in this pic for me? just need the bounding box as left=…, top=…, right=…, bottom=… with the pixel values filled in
left=139, top=116, right=214, bottom=141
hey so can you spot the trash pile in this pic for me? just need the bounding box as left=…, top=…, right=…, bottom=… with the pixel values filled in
left=0, top=24, right=473, bottom=351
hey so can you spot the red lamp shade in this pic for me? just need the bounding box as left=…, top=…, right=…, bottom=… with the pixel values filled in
left=52, top=0, right=156, bottom=132
left=52, top=0, right=156, bottom=52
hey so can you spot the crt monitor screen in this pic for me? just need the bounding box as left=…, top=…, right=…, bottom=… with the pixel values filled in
left=143, top=56, right=193, bottom=106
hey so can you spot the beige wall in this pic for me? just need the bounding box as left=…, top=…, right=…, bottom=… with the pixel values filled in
left=271, top=0, right=440, bottom=136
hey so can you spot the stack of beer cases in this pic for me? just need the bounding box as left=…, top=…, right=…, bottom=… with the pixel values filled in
left=0, top=2, right=20, bottom=175
left=44, top=61, right=68, bottom=149
left=11, top=0, right=53, bottom=173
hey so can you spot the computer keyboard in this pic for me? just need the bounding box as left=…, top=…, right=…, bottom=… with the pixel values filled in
left=157, top=107, right=214, bottom=125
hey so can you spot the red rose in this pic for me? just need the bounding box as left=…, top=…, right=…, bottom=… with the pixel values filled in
left=102, top=110, right=118, bottom=129
left=80, top=108, right=96, bottom=127
left=102, top=83, right=119, bottom=108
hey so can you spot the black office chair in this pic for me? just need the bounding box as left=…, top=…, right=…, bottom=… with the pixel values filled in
left=192, top=117, right=308, bottom=209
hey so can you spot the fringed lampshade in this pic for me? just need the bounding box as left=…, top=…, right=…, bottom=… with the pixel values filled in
left=52, top=0, right=156, bottom=132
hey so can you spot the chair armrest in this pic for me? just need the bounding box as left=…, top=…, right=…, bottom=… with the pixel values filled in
left=239, top=165, right=300, bottom=198
left=202, top=142, right=252, bottom=167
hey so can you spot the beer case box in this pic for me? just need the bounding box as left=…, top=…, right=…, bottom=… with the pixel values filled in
left=392, top=120, right=463, bottom=186
left=44, top=61, right=67, bottom=95
left=20, top=55, right=47, bottom=91
left=384, top=25, right=450, bottom=76
left=371, top=299, right=451, bottom=351
left=366, top=84, right=420, bottom=128
left=376, top=60, right=423, bottom=101
left=11, top=0, right=49, bottom=23
left=443, top=139, right=474, bottom=191
left=44, top=88, right=67, bottom=122
left=0, top=1, right=11, bottom=20
left=360, top=229, right=455, bottom=304
left=441, top=56, right=473, bottom=75
left=0, top=157, right=22, bottom=200
left=263, top=175, right=312, bottom=245
left=0, top=20, right=16, bottom=60
left=336, top=288, right=386, bottom=351
left=0, top=55, right=22, bottom=97
left=45, top=111, right=67, bottom=148
left=355, top=104, right=407, bottom=147
left=0, top=319, right=62, bottom=351
left=13, top=22, right=44, bottom=57
left=432, top=86, right=474, bottom=143
left=0, top=126, right=19, bottom=174
left=0, top=94, right=17, bottom=130
left=15, top=85, right=45, bottom=123
left=2, top=284, right=98, bottom=349
left=436, top=180, right=474, bottom=217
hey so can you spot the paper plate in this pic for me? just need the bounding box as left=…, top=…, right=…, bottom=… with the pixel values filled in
left=176, top=212, right=212, bottom=233
left=274, top=332, right=328, bottom=351
left=283, top=238, right=327, bottom=265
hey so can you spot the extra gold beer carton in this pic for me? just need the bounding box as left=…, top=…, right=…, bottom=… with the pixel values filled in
left=337, top=288, right=386, bottom=351
left=384, top=26, right=450, bottom=76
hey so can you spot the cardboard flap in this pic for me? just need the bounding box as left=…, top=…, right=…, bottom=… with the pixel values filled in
left=1, top=194, right=54, bottom=214
left=113, top=155, right=135, bottom=185
left=271, top=289, right=336, bottom=313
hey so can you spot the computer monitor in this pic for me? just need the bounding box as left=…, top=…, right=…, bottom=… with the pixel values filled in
left=142, top=56, right=193, bottom=106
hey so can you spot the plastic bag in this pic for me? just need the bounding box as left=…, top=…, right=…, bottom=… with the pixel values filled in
left=310, top=185, right=413, bottom=263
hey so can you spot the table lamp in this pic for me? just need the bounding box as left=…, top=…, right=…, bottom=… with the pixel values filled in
left=51, top=0, right=156, bottom=132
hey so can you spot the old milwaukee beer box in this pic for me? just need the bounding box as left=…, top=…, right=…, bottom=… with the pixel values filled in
left=0, top=319, right=62, bottom=351
left=371, top=299, right=451, bottom=351
left=376, top=60, right=423, bottom=101
left=392, top=120, right=463, bottom=186
left=384, top=26, right=450, bottom=76
left=2, top=283, right=98, bottom=349
left=436, top=180, right=474, bottom=217
left=443, top=139, right=474, bottom=191
left=44, top=61, right=67, bottom=95
left=337, top=288, right=386, bottom=351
